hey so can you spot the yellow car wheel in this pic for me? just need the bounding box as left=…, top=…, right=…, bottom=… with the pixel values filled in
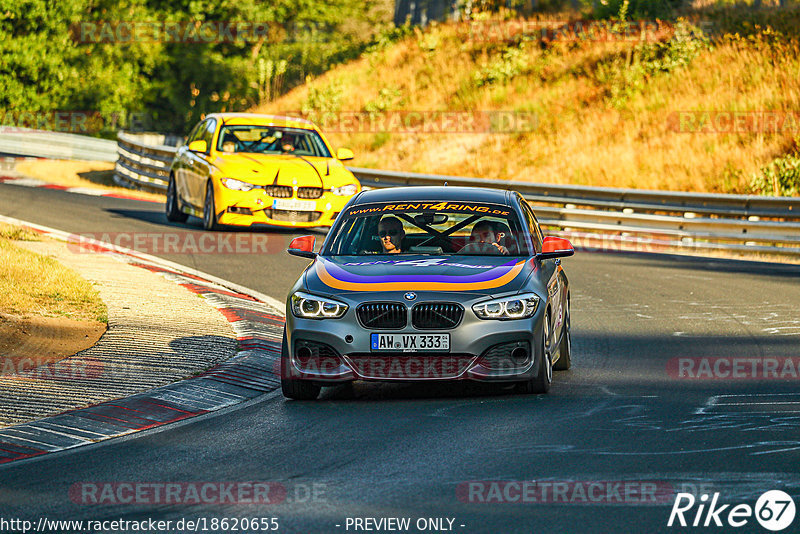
left=203, top=182, right=220, bottom=231
left=166, top=175, right=188, bottom=223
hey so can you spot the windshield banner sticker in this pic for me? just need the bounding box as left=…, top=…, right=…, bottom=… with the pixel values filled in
left=346, top=202, right=511, bottom=217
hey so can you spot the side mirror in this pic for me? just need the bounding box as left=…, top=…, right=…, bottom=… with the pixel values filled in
left=187, top=140, right=207, bottom=153
left=537, top=236, right=574, bottom=260
left=288, top=235, right=317, bottom=259
left=336, top=148, right=354, bottom=161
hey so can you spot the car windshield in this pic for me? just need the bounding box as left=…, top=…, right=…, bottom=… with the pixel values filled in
left=216, top=125, right=331, bottom=157
left=324, top=201, right=532, bottom=256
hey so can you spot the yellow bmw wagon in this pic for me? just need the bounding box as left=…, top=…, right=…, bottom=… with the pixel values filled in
left=166, top=113, right=360, bottom=230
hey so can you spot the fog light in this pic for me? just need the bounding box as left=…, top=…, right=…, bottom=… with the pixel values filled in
left=511, top=346, right=529, bottom=365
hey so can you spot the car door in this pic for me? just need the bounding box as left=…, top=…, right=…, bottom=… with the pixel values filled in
left=522, top=201, right=564, bottom=341
left=175, top=121, right=204, bottom=206
left=185, top=118, right=216, bottom=207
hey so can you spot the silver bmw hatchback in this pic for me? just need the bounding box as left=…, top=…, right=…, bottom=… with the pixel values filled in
left=281, top=186, right=574, bottom=400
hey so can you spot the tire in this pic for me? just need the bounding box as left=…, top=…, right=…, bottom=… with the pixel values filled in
left=554, top=294, right=571, bottom=371
left=202, top=181, right=220, bottom=231
left=521, top=312, right=552, bottom=394
left=165, top=175, right=188, bottom=223
left=280, top=328, right=321, bottom=400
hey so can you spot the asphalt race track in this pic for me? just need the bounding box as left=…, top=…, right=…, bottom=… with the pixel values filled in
left=2, top=183, right=800, bottom=533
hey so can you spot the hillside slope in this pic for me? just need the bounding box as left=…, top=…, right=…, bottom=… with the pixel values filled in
left=256, top=7, right=800, bottom=194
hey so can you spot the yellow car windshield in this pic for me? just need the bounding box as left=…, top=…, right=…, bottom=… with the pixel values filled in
left=216, top=125, right=331, bottom=158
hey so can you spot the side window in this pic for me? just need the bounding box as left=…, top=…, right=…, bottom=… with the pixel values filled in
left=199, top=119, right=216, bottom=153
left=521, top=202, right=544, bottom=253
left=186, top=121, right=205, bottom=144
left=528, top=203, right=546, bottom=247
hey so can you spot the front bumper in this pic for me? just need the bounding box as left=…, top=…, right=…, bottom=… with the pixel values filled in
left=214, top=187, right=353, bottom=228
left=284, top=292, right=546, bottom=384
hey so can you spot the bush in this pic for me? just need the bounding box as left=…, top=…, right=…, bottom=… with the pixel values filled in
left=595, top=19, right=709, bottom=108
left=301, top=80, right=344, bottom=114
left=364, top=87, right=404, bottom=112
left=365, top=22, right=415, bottom=54
left=590, top=0, right=681, bottom=21
left=474, top=43, right=531, bottom=86
left=750, top=152, right=800, bottom=196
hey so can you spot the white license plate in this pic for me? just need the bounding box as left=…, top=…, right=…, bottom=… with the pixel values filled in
left=272, top=198, right=316, bottom=211
left=371, top=333, right=450, bottom=352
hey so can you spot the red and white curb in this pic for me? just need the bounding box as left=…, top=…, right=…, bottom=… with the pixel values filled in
left=0, top=216, right=285, bottom=466
left=0, top=174, right=160, bottom=203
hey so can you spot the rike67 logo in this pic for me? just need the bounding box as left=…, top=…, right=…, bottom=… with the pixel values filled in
left=668, top=490, right=796, bottom=531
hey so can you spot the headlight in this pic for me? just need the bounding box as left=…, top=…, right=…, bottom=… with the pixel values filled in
left=473, top=293, right=539, bottom=320
left=291, top=291, right=348, bottom=319
left=331, top=184, right=358, bottom=196
left=220, top=178, right=255, bottom=191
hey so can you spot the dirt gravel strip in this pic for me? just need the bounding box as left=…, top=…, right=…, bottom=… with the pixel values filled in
left=0, top=215, right=285, bottom=465
left=0, top=159, right=160, bottom=203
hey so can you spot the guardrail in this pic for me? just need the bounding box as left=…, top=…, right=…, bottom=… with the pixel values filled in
left=0, top=128, right=118, bottom=162
left=114, top=132, right=182, bottom=191
left=113, top=132, right=800, bottom=257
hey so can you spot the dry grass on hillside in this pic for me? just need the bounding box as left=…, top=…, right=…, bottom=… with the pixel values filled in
left=256, top=9, right=800, bottom=194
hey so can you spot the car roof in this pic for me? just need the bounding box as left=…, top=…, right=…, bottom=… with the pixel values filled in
left=354, top=186, right=512, bottom=206
left=205, top=113, right=316, bottom=130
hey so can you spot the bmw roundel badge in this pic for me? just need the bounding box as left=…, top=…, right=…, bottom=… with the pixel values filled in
left=404, top=292, right=417, bottom=301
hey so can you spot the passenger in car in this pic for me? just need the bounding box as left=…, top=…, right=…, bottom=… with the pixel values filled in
left=460, top=220, right=509, bottom=255
left=220, top=132, right=239, bottom=153
left=378, top=216, right=405, bottom=254
left=491, top=221, right=518, bottom=254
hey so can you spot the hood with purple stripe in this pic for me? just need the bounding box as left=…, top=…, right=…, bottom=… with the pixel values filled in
left=305, top=255, right=538, bottom=297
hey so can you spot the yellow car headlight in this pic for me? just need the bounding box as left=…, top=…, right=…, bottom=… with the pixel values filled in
left=331, top=184, right=358, bottom=196
left=220, top=178, right=256, bottom=192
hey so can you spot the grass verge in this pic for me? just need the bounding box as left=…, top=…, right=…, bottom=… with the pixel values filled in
left=0, top=226, right=107, bottom=323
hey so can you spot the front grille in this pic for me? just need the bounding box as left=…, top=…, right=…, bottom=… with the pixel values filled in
left=262, top=185, right=293, bottom=198
left=297, top=187, right=323, bottom=199
left=345, top=354, right=475, bottom=379
left=357, top=303, right=406, bottom=329
left=479, top=341, right=531, bottom=371
left=293, top=340, right=342, bottom=375
left=412, top=303, right=464, bottom=330
left=264, top=209, right=322, bottom=222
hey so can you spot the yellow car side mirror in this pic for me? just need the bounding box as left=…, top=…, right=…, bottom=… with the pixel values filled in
left=336, top=148, right=354, bottom=161
left=188, top=140, right=207, bottom=153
